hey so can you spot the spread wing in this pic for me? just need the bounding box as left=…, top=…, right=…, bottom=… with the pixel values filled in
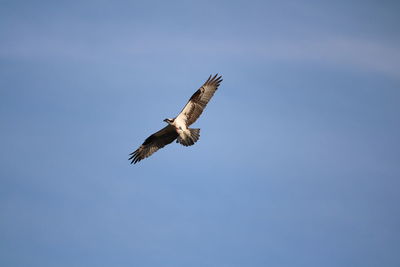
left=176, top=74, right=222, bottom=126
left=129, top=125, right=178, bottom=164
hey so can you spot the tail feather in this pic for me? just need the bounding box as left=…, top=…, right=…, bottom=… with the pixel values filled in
left=177, top=128, right=200, bottom=146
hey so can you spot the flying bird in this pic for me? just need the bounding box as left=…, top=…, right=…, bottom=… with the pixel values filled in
left=129, top=74, right=223, bottom=164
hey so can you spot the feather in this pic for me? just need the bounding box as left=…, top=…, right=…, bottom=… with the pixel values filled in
left=129, top=125, right=178, bottom=164
left=176, top=74, right=223, bottom=126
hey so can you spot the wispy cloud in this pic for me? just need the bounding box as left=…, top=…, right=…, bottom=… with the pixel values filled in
left=1, top=25, right=399, bottom=79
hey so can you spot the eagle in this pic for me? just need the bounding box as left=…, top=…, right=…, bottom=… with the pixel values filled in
left=129, top=74, right=223, bottom=164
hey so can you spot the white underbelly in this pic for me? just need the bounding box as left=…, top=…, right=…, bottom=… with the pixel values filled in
left=173, top=117, right=187, bottom=131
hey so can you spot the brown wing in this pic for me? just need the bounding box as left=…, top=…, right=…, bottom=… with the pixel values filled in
left=176, top=74, right=223, bottom=126
left=129, top=125, right=178, bottom=164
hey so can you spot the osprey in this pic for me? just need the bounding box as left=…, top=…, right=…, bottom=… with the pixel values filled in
left=129, top=74, right=223, bottom=164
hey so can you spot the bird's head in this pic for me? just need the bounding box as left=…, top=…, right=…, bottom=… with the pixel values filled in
left=163, top=118, right=174, bottom=125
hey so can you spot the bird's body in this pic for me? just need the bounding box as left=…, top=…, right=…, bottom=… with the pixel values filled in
left=171, top=116, right=187, bottom=133
left=129, top=74, right=222, bottom=164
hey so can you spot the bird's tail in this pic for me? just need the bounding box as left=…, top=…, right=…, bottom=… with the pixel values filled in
left=177, top=128, right=200, bottom=146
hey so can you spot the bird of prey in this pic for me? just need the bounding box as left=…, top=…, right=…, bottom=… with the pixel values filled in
left=129, top=74, right=223, bottom=164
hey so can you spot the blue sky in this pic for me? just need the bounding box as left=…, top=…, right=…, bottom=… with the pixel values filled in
left=1, top=0, right=399, bottom=266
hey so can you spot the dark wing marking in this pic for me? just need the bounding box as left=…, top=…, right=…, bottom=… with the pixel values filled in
left=129, top=125, right=178, bottom=164
left=176, top=74, right=222, bottom=126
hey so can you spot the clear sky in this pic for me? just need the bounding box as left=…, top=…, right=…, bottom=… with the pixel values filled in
left=1, top=0, right=400, bottom=266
